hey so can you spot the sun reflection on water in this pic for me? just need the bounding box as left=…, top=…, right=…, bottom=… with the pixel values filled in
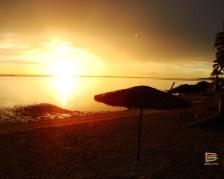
left=53, top=76, right=76, bottom=107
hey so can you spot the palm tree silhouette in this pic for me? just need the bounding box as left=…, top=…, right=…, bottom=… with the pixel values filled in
left=212, top=21, right=224, bottom=79
left=212, top=21, right=224, bottom=116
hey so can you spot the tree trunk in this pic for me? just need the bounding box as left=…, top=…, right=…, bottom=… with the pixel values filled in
left=219, top=93, right=224, bottom=118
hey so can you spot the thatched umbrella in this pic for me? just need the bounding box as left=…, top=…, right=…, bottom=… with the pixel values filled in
left=94, top=85, right=190, bottom=162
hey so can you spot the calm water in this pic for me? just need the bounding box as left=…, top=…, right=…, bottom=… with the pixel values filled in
left=0, top=77, right=200, bottom=111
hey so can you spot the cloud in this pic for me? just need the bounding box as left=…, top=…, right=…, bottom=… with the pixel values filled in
left=0, top=59, right=39, bottom=65
left=0, top=33, right=107, bottom=75
left=0, top=34, right=82, bottom=65
left=0, top=33, right=35, bottom=64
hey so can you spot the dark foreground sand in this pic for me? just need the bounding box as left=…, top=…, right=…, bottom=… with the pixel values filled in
left=0, top=96, right=224, bottom=179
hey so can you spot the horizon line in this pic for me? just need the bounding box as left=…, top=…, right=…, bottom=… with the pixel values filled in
left=0, top=74, right=214, bottom=81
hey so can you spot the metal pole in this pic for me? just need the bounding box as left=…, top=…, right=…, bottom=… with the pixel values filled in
left=137, top=109, right=143, bottom=162
left=219, top=93, right=224, bottom=118
left=223, top=20, right=224, bottom=32
left=169, top=82, right=175, bottom=93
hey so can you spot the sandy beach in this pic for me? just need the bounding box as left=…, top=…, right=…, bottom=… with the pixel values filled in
left=0, top=96, right=223, bottom=179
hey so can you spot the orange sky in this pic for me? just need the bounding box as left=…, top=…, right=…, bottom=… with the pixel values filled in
left=0, top=0, right=223, bottom=78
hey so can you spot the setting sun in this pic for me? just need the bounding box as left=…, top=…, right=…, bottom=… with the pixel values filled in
left=45, top=38, right=105, bottom=76
left=49, top=61, right=80, bottom=77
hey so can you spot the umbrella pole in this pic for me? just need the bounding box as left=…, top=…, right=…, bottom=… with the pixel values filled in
left=137, top=109, right=143, bottom=162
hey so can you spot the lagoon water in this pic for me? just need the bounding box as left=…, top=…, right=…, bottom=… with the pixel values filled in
left=0, top=77, right=199, bottom=111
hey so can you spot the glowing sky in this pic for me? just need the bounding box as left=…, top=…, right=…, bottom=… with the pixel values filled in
left=0, top=0, right=224, bottom=78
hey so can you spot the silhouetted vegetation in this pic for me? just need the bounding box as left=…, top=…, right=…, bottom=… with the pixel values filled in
left=211, top=22, right=224, bottom=91
left=170, top=81, right=210, bottom=95
left=211, top=22, right=224, bottom=117
left=14, top=103, right=71, bottom=117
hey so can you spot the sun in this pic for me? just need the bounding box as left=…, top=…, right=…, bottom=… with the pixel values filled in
left=50, top=61, right=78, bottom=77
left=46, top=39, right=83, bottom=77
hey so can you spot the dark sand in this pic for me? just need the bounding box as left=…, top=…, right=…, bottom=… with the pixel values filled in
left=0, top=96, right=224, bottom=179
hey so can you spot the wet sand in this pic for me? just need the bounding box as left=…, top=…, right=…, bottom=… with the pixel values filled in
left=0, top=96, right=223, bottom=178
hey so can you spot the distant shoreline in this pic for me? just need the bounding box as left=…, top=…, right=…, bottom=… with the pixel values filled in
left=0, top=74, right=213, bottom=81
